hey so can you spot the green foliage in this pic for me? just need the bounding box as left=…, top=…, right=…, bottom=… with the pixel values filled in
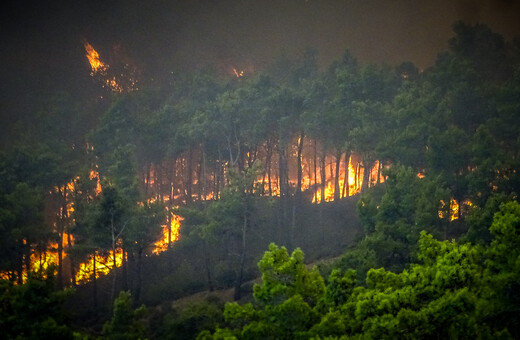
left=253, top=243, right=325, bottom=307
left=102, top=291, right=147, bottom=340
left=155, top=296, right=225, bottom=340
left=355, top=165, right=452, bottom=272
left=0, top=269, right=74, bottom=339
left=201, top=201, right=520, bottom=339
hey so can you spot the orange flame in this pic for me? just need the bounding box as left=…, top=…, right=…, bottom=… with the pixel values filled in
left=83, top=41, right=123, bottom=93
left=439, top=198, right=459, bottom=221
left=153, top=213, right=183, bottom=255
left=84, top=42, right=106, bottom=74
left=75, top=249, right=124, bottom=283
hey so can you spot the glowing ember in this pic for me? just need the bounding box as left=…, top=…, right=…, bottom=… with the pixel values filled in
left=233, top=68, right=244, bottom=78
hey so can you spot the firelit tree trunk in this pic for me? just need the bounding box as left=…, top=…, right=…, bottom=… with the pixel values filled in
left=93, top=253, right=98, bottom=309
left=361, top=159, right=374, bottom=192
left=186, top=147, right=193, bottom=204
left=334, top=150, right=342, bottom=201
left=279, top=141, right=290, bottom=244
left=314, top=139, right=318, bottom=202
left=296, top=132, right=305, bottom=195
left=319, top=145, right=327, bottom=242
left=343, top=152, right=351, bottom=198
left=320, top=146, right=326, bottom=203
left=68, top=232, right=76, bottom=286
left=266, top=140, right=273, bottom=196
left=17, top=243, right=24, bottom=285
left=201, top=145, right=207, bottom=200
left=121, top=247, right=128, bottom=291
left=110, top=214, right=118, bottom=304
left=56, top=185, right=67, bottom=289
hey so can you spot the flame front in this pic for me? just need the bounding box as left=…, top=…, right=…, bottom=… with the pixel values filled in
left=75, top=249, right=124, bottom=284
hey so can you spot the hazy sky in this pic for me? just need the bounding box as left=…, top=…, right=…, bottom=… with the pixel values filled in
left=2, top=0, right=520, bottom=96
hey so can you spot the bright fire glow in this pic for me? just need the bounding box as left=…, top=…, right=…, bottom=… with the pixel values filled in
left=84, top=42, right=106, bottom=74
left=89, top=169, right=102, bottom=196
left=153, top=213, right=183, bottom=255
left=439, top=198, right=460, bottom=221
left=75, top=249, right=124, bottom=284
left=233, top=68, right=244, bottom=78
left=84, top=41, right=124, bottom=92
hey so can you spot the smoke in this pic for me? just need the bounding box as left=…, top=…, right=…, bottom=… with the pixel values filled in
left=1, top=0, right=520, bottom=105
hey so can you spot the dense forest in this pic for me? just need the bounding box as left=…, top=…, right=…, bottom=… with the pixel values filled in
left=1, top=22, right=520, bottom=339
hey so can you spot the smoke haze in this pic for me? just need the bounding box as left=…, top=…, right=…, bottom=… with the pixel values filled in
left=1, top=0, right=519, bottom=114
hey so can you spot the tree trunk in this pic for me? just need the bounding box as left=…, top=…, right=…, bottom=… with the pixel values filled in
left=68, top=232, right=76, bottom=286
left=320, top=147, right=326, bottom=203
left=376, top=161, right=382, bottom=185
left=361, top=158, right=374, bottom=192
left=234, top=197, right=248, bottom=301
left=93, top=253, right=98, bottom=309
left=296, top=132, right=305, bottom=196
left=110, top=214, right=118, bottom=304
left=314, top=139, right=318, bottom=202
left=203, top=240, right=214, bottom=292
left=334, top=150, right=342, bottom=201
left=57, top=186, right=66, bottom=289
left=135, top=247, right=143, bottom=303
left=122, top=247, right=128, bottom=291
left=202, top=144, right=207, bottom=200
left=343, top=152, right=351, bottom=198
left=265, top=140, right=273, bottom=196
left=186, top=147, right=193, bottom=204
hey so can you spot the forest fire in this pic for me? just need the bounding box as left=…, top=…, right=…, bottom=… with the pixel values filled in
left=75, top=249, right=124, bottom=283
left=439, top=198, right=460, bottom=221
left=84, top=41, right=124, bottom=93
left=153, top=213, right=183, bottom=255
